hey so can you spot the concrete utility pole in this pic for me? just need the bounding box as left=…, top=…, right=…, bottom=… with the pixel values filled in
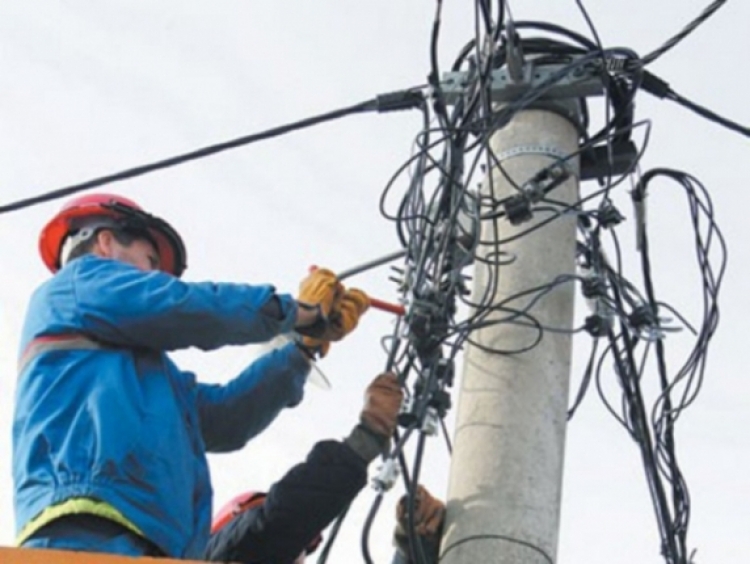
left=440, top=108, right=581, bottom=564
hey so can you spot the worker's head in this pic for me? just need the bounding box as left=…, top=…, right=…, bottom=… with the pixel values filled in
left=39, top=193, right=187, bottom=277
left=211, top=491, right=323, bottom=563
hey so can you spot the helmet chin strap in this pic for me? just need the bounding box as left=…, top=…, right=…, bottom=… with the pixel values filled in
left=59, top=227, right=96, bottom=267
left=58, top=217, right=130, bottom=268
left=60, top=222, right=119, bottom=267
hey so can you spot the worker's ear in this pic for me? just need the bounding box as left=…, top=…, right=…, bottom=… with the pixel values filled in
left=92, top=229, right=116, bottom=258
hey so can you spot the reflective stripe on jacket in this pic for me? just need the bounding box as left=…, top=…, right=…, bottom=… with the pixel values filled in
left=13, top=254, right=310, bottom=558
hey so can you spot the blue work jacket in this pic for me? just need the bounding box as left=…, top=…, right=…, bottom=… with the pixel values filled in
left=12, top=255, right=310, bottom=558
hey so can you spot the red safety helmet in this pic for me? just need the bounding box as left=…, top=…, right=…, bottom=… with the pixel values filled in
left=211, top=491, right=268, bottom=535
left=211, top=490, right=323, bottom=560
left=39, top=193, right=187, bottom=277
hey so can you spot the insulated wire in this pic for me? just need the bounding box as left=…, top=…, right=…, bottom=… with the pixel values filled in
left=0, top=100, right=380, bottom=215
left=641, top=0, right=728, bottom=66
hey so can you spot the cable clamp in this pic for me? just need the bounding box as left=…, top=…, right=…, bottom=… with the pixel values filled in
left=628, top=304, right=665, bottom=341
left=372, top=458, right=400, bottom=492
left=597, top=201, right=624, bottom=229
left=504, top=194, right=533, bottom=225
left=397, top=394, right=418, bottom=428
left=584, top=313, right=612, bottom=337
left=421, top=407, right=440, bottom=436
left=582, top=276, right=607, bottom=299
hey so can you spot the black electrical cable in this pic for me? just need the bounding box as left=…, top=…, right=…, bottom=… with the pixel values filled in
left=0, top=89, right=426, bottom=216
left=0, top=100, right=369, bottom=214
left=567, top=337, right=600, bottom=420
left=668, top=90, right=750, bottom=138
left=440, top=416, right=453, bottom=454
left=315, top=503, right=350, bottom=564
left=360, top=492, right=383, bottom=564
left=640, top=70, right=750, bottom=138
left=605, top=315, right=681, bottom=563
left=582, top=168, right=726, bottom=564
left=636, top=169, right=726, bottom=415
left=572, top=0, right=622, bottom=197
left=638, top=186, right=688, bottom=560
left=404, top=433, right=431, bottom=564
left=322, top=323, right=416, bottom=564
left=641, top=0, right=728, bottom=65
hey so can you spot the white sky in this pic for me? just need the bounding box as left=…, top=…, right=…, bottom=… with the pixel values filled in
left=1, top=2, right=748, bottom=562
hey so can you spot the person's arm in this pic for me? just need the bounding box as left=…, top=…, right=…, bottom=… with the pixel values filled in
left=204, top=373, right=402, bottom=564
left=68, top=256, right=298, bottom=351
left=391, top=485, right=445, bottom=564
left=205, top=436, right=376, bottom=563
left=196, top=343, right=311, bottom=452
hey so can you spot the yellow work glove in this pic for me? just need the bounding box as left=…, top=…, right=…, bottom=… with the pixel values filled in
left=299, top=288, right=370, bottom=357
left=295, top=268, right=344, bottom=339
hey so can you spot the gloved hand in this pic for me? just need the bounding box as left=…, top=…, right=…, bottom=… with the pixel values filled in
left=359, top=372, right=403, bottom=438
left=297, top=267, right=343, bottom=323
left=397, top=485, right=445, bottom=537
left=299, top=288, right=370, bottom=358
left=296, top=268, right=343, bottom=345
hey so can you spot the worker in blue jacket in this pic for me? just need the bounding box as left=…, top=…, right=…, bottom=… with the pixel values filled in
left=12, top=193, right=369, bottom=560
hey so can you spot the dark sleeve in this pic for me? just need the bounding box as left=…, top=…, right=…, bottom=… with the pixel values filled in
left=204, top=439, right=369, bottom=564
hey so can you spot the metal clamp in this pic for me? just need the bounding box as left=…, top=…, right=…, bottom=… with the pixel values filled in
left=492, top=144, right=578, bottom=179
left=372, top=458, right=400, bottom=492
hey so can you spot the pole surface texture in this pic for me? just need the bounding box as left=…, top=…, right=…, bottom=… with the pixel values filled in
left=441, top=109, right=580, bottom=564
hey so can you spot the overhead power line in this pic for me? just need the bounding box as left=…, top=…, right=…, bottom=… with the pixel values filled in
left=641, top=0, right=728, bottom=66
left=0, top=89, right=424, bottom=216
left=640, top=70, right=750, bottom=138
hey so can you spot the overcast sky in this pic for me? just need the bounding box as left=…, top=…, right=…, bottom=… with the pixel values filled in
left=1, top=2, right=748, bottom=563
